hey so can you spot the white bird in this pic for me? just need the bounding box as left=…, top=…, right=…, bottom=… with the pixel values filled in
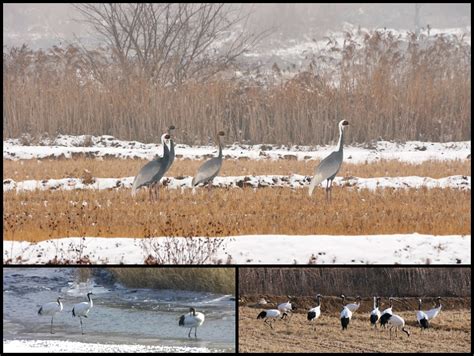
left=343, top=295, right=361, bottom=313
left=307, top=294, right=322, bottom=322
left=308, top=119, right=350, bottom=200
left=370, top=296, right=381, bottom=328
left=416, top=298, right=430, bottom=330
left=72, top=292, right=94, bottom=335
left=277, top=296, right=296, bottom=320
left=38, top=296, right=63, bottom=334
left=179, top=307, right=205, bottom=338
left=257, top=309, right=287, bottom=329
left=379, top=297, right=394, bottom=328
left=387, top=314, right=410, bottom=339
left=340, top=295, right=352, bottom=330
left=425, top=297, right=442, bottom=321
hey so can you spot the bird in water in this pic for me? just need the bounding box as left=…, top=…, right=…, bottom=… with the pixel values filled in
left=179, top=307, right=205, bottom=338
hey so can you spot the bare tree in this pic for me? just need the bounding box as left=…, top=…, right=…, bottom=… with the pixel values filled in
left=73, top=3, right=267, bottom=85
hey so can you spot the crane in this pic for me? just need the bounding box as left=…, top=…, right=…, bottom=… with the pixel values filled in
left=308, top=120, right=349, bottom=201
left=179, top=307, right=205, bottom=338
left=72, top=292, right=94, bottom=335
left=257, top=309, right=287, bottom=329
left=38, top=296, right=63, bottom=334
left=370, top=296, right=381, bottom=328
left=192, top=131, right=225, bottom=190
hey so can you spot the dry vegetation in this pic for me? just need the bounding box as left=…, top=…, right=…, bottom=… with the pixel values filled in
left=3, top=187, right=470, bottom=242
left=238, top=306, right=471, bottom=353
left=106, top=268, right=235, bottom=294
left=3, top=158, right=470, bottom=181
left=239, top=268, right=472, bottom=297
left=3, top=30, right=470, bottom=144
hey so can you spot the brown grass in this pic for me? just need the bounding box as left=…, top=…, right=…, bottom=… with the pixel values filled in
left=3, top=29, right=470, bottom=144
left=238, top=306, right=471, bottom=353
left=3, top=158, right=470, bottom=181
left=3, top=187, right=470, bottom=242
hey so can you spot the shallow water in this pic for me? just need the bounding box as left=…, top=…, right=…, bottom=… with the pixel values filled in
left=3, top=268, right=235, bottom=353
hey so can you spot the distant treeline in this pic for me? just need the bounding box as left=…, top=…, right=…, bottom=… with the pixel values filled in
left=3, top=29, right=470, bottom=145
left=238, top=267, right=471, bottom=297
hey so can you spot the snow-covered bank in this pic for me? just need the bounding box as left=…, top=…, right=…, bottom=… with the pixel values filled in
left=3, top=174, right=470, bottom=193
left=2, top=339, right=216, bottom=353
left=3, top=135, right=471, bottom=163
left=3, top=234, right=470, bottom=265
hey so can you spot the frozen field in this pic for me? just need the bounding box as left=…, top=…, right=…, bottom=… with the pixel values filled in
left=3, top=234, right=470, bottom=265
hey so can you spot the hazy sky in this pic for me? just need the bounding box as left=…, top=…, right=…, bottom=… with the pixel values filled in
left=3, top=3, right=471, bottom=49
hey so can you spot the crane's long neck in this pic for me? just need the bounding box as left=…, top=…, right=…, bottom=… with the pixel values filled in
left=317, top=296, right=321, bottom=307
left=88, top=294, right=93, bottom=308
left=336, top=125, right=345, bottom=152
left=373, top=297, right=376, bottom=309
left=162, top=135, right=170, bottom=159
left=216, top=135, right=222, bottom=158
left=57, top=298, right=62, bottom=306
left=418, top=300, right=422, bottom=311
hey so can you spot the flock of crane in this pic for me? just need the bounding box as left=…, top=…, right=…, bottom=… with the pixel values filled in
left=131, top=120, right=350, bottom=201
left=37, top=293, right=205, bottom=338
left=256, top=295, right=443, bottom=339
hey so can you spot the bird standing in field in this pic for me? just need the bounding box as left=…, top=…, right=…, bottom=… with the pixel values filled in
left=425, top=297, right=442, bottom=321
left=257, top=309, right=287, bottom=329
left=307, top=294, right=322, bottom=322
left=179, top=307, right=205, bottom=338
left=38, top=296, right=63, bottom=334
left=308, top=120, right=349, bottom=200
left=192, top=131, right=225, bottom=190
left=370, top=296, right=381, bottom=328
left=379, top=297, right=394, bottom=328
left=131, top=132, right=171, bottom=200
left=340, top=295, right=352, bottom=330
left=277, top=295, right=296, bottom=321
left=72, top=292, right=94, bottom=335
left=416, top=298, right=430, bottom=330
left=387, top=314, right=410, bottom=339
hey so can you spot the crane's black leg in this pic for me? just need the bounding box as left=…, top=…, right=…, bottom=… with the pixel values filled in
left=188, top=328, right=192, bottom=338
left=195, top=327, right=197, bottom=338
left=51, top=316, right=54, bottom=334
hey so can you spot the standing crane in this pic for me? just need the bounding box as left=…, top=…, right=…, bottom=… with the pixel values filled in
left=340, top=295, right=352, bottom=330
left=308, top=120, right=349, bottom=201
left=179, top=307, right=205, bottom=338
left=425, top=297, right=442, bottom=321
left=370, top=296, right=381, bottom=328
left=387, top=314, right=410, bottom=339
left=277, top=295, right=297, bottom=321
left=38, top=296, right=63, bottom=334
left=131, top=132, right=170, bottom=200
left=416, top=298, right=430, bottom=330
left=72, top=292, right=94, bottom=335
left=192, top=131, right=225, bottom=190
left=380, top=297, right=394, bottom=328
left=307, top=294, right=322, bottom=322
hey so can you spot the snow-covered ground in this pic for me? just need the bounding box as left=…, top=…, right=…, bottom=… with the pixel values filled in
left=3, top=174, right=470, bottom=193
left=3, top=339, right=214, bottom=353
left=3, top=234, right=469, bottom=265
left=3, top=135, right=470, bottom=163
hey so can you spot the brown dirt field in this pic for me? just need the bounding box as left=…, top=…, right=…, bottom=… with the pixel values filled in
left=238, top=306, right=471, bottom=353
left=3, top=158, right=470, bottom=181
left=3, top=187, right=470, bottom=242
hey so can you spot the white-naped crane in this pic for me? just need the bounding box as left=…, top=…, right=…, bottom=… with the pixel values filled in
left=425, top=297, right=442, bottom=321
left=277, top=295, right=297, bottom=320
left=72, top=292, right=94, bottom=335
left=192, top=131, right=225, bottom=190
left=179, top=307, right=205, bottom=338
left=379, top=297, right=394, bottom=328
left=38, top=296, right=63, bottom=334
left=340, top=295, right=352, bottom=330
left=131, top=132, right=171, bottom=200
left=308, top=119, right=349, bottom=201
left=370, top=296, right=381, bottom=328
left=416, top=298, right=430, bottom=330
left=342, top=295, right=361, bottom=313
left=307, top=294, right=322, bottom=322
left=257, top=309, right=287, bottom=329
left=387, top=314, right=410, bottom=339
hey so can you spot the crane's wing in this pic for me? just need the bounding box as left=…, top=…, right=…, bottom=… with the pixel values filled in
left=192, top=157, right=222, bottom=186
left=308, top=151, right=342, bottom=196
left=131, top=160, right=162, bottom=195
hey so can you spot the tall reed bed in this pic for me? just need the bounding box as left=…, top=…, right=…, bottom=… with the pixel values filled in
left=3, top=30, right=470, bottom=144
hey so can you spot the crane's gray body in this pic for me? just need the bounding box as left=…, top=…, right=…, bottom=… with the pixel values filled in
left=192, top=132, right=224, bottom=187
left=131, top=135, right=170, bottom=196
left=308, top=120, right=348, bottom=197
